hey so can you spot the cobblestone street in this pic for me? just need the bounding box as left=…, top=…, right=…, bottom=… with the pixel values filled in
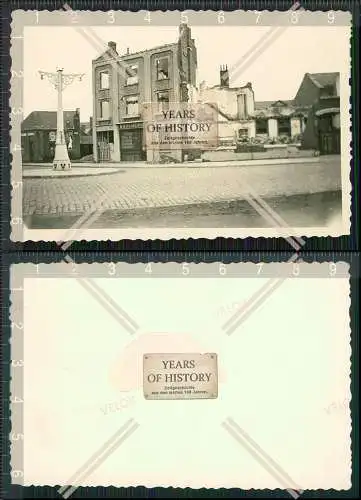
left=23, top=158, right=341, bottom=220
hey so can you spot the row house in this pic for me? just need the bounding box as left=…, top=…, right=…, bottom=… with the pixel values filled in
left=92, top=23, right=197, bottom=163
left=294, top=72, right=341, bottom=155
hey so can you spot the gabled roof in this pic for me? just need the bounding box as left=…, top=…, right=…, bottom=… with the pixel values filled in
left=307, top=72, right=339, bottom=88
left=254, top=100, right=294, bottom=110
left=22, top=111, right=78, bottom=131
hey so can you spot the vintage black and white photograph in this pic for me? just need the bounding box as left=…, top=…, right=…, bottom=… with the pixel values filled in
left=11, top=9, right=351, bottom=240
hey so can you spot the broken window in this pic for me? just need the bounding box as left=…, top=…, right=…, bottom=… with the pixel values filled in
left=100, top=72, right=110, bottom=90
left=100, top=100, right=110, bottom=119
left=157, top=91, right=170, bottom=112
left=126, top=64, right=139, bottom=85
left=156, top=57, right=169, bottom=80
left=125, top=95, right=139, bottom=116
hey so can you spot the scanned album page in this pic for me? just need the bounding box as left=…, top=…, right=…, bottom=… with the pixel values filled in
left=11, top=262, right=351, bottom=491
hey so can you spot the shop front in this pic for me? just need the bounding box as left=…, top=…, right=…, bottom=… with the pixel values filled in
left=119, top=121, right=146, bottom=162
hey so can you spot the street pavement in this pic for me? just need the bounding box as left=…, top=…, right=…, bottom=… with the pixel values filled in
left=23, top=157, right=341, bottom=218
left=26, top=192, right=342, bottom=230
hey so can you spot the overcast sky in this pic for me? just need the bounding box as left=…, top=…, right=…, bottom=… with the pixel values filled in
left=23, top=25, right=350, bottom=122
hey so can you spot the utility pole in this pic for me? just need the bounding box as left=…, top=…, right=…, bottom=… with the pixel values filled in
left=39, top=68, right=84, bottom=170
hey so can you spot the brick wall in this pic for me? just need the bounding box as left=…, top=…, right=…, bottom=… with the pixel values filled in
left=177, top=24, right=197, bottom=89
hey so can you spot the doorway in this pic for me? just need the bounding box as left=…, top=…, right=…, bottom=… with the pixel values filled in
left=318, top=115, right=341, bottom=155
left=319, top=132, right=340, bottom=155
left=120, top=128, right=145, bottom=162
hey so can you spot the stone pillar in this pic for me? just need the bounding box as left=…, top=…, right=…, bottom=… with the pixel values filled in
left=249, top=120, right=256, bottom=138
left=146, top=148, right=155, bottom=163
left=290, top=117, right=301, bottom=137
left=301, top=117, right=306, bottom=133
left=109, top=62, right=121, bottom=163
left=143, top=53, right=151, bottom=103
left=267, top=118, right=278, bottom=138
left=172, top=46, right=180, bottom=102
left=112, top=125, right=120, bottom=161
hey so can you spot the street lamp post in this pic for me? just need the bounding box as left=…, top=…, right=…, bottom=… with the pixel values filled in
left=39, top=68, right=84, bottom=170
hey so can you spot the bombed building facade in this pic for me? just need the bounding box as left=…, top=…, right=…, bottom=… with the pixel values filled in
left=92, top=23, right=197, bottom=163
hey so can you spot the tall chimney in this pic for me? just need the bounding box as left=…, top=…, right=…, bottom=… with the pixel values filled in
left=220, top=65, right=229, bottom=88
left=179, top=22, right=189, bottom=34
left=107, top=41, right=117, bottom=54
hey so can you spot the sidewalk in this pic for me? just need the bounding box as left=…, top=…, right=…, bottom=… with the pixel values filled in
left=23, top=155, right=326, bottom=172
left=23, top=167, right=125, bottom=179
